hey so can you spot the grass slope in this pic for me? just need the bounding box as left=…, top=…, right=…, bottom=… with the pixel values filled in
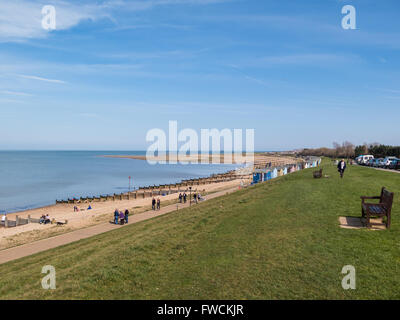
left=0, top=160, right=399, bottom=299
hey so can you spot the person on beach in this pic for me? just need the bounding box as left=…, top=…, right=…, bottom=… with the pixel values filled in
left=193, top=193, right=197, bottom=204
left=179, top=193, right=182, bottom=203
left=337, top=159, right=347, bottom=178
left=114, top=208, right=119, bottom=224
left=44, top=214, right=51, bottom=224
left=152, top=197, right=156, bottom=210
left=183, top=193, right=187, bottom=203
left=124, top=209, right=129, bottom=224
left=119, top=211, right=125, bottom=225
left=87, top=204, right=92, bottom=210
left=157, top=198, right=161, bottom=210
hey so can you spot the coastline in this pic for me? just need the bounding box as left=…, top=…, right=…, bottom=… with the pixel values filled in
left=0, top=153, right=299, bottom=250
left=0, top=179, right=249, bottom=250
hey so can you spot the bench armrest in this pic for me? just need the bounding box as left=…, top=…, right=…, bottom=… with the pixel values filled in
left=361, top=196, right=380, bottom=203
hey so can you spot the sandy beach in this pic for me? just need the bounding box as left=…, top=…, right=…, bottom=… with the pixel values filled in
left=0, top=153, right=298, bottom=250
left=0, top=178, right=249, bottom=250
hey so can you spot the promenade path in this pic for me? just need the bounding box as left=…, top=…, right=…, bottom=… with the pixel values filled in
left=0, top=186, right=239, bottom=265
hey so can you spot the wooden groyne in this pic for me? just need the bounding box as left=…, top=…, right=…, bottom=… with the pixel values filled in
left=0, top=215, right=39, bottom=229
left=55, top=170, right=251, bottom=205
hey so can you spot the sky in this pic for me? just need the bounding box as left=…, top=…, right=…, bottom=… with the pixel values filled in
left=0, top=0, right=399, bottom=151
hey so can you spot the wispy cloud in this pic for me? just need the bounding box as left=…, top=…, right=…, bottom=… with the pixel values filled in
left=0, top=0, right=106, bottom=41
left=239, top=53, right=362, bottom=68
left=0, top=0, right=229, bottom=42
left=0, top=90, right=33, bottom=96
left=18, top=74, right=66, bottom=84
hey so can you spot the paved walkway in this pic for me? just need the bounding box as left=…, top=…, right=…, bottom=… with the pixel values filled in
left=355, top=163, right=400, bottom=174
left=0, top=187, right=239, bottom=265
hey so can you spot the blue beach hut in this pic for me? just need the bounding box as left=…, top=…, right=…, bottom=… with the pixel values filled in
left=253, top=173, right=261, bottom=184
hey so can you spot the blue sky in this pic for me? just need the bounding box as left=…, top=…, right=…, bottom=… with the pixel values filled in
left=0, top=0, right=399, bottom=150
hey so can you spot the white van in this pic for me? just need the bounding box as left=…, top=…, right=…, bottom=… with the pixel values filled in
left=359, top=155, right=374, bottom=165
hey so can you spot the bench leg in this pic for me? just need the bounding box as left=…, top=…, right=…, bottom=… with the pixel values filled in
left=386, top=213, right=391, bottom=229
left=366, top=212, right=371, bottom=228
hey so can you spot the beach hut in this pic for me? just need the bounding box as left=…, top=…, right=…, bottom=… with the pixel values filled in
left=253, top=173, right=261, bottom=184
left=283, top=167, right=288, bottom=175
left=289, top=165, right=296, bottom=173
left=277, top=168, right=283, bottom=177
left=266, top=170, right=272, bottom=181
left=271, top=168, right=278, bottom=179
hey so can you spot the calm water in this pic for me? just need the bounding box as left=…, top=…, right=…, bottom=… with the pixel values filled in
left=0, top=151, right=239, bottom=213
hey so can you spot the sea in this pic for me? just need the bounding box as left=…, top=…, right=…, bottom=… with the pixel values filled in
left=0, top=151, right=240, bottom=213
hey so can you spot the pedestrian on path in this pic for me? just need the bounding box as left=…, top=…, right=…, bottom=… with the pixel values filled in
left=119, top=211, right=125, bottom=225
left=152, top=197, right=156, bottom=210
left=114, top=208, right=119, bottom=224
left=124, top=209, right=129, bottom=224
left=337, top=159, right=347, bottom=178
left=157, top=198, right=161, bottom=210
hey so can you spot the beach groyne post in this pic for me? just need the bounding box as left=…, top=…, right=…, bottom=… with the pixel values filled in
left=28, top=215, right=31, bottom=223
left=15, top=215, right=19, bottom=226
left=4, top=217, right=8, bottom=228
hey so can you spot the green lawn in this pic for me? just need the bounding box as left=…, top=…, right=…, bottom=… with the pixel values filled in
left=1, top=160, right=399, bottom=299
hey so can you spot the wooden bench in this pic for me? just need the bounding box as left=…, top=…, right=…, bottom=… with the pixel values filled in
left=361, top=187, right=394, bottom=229
left=313, top=169, right=323, bottom=178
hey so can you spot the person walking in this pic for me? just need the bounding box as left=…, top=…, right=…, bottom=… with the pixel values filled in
left=124, top=209, right=129, bottom=224
left=114, top=208, right=119, bottom=225
left=119, top=210, right=125, bottom=225
left=193, top=192, right=197, bottom=204
left=157, top=198, right=161, bottom=210
left=179, top=193, right=182, bottom=203
left=337, top=159, right=347, bottom=178
left=183, top=193, right=187, bottom=203
left=152, top=197, right=156, bottom=210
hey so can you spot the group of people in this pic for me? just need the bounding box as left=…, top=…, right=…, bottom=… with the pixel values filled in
left=114, top=209, right=129, bottom=225
left=73, top=204, right=92, bottom=212
left=178, top=192, right=202, bottom=204
left=152, top=198, right=161, bottom=210
left=39, top=214, right=51, bottom=224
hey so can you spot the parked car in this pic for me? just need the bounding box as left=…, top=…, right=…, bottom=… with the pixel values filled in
left=383, top=156, right=399, bottom=168
left=388, top=158, right=400, bottom=170
left=367, top=158, right=375, bottom=166
left=376, top=158, right=386, bottom=168
left=372, top=158, right=383, bottom=167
